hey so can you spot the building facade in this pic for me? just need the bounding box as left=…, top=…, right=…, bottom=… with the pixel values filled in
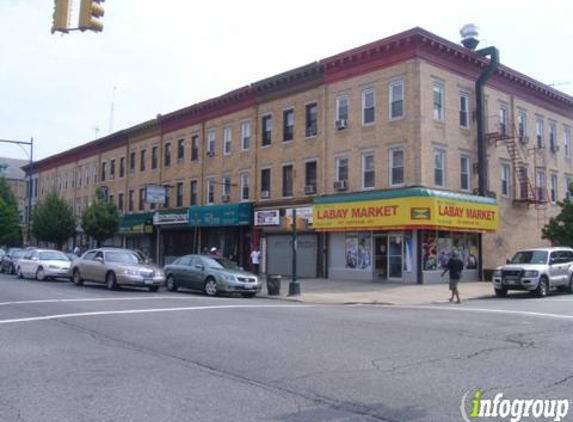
left=0, top=157, right=28, bottom=223
left=28, top=27, right=573, bottom=282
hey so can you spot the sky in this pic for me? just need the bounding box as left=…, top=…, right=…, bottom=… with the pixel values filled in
left=1, top=0, right=572, bottom=161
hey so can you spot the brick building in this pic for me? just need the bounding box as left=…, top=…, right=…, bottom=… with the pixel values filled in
left=29, top=27, right=573, bottom=282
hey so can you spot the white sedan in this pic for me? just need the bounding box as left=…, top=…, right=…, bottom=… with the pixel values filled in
left=17, top=249, right=71, bottom=281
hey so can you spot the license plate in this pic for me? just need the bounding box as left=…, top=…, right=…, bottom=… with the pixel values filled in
left=144, top=279, right=153, bottom=285
left=504, top=278, right=516, bottom=285
left=244, top=284, right=255, bottom=289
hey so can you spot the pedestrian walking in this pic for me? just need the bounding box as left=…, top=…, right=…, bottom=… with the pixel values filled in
left=250, top=247, right=261, bottom=275
left=442, top=250, right=464, bottom=303
left=73, top=246, right=80, bottom=256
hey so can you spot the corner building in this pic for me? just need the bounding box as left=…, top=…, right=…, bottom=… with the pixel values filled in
left=30, top=27, right=573, bottom=283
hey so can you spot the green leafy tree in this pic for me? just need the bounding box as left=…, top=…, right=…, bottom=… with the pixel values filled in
left=542, top=182, right=573, bottom=247
left=0, top=177, right=23, bottom=247
left=31, top=190, right=76, bottom=249
left=81, top=187, right=120, bottom=247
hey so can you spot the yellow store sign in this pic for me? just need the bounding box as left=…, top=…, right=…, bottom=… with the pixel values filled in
left=313, top=196, right=498, bottom=232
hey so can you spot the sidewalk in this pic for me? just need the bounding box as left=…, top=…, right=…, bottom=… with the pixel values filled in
left=258, top=277, right=494, bottom=305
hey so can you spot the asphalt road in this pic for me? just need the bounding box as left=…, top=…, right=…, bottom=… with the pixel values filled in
left=1, top=273, right=573, bottom=422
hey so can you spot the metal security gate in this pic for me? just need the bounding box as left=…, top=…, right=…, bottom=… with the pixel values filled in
left=266, top=234, right=317, bottom=278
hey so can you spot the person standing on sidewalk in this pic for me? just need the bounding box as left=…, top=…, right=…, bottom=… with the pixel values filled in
left=250, top=247, right=261, bottom=275
left=442, top=251, right=464, bottom=303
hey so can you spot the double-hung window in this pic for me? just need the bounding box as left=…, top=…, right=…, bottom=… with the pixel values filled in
left=119, top=157, right=125, bottom=178
left=140, top=149, right=147, bottom=171
left=110, top=159, right=115, bottom=179
left=566, top=176, right=573, bottom=200
left=550, top=173, right=558, bottom=203
left=283, top=109, right=294, bottom=142
left=459, top=92, right=469, bottom=128
left=164, top=143, right=172, bottom=167
left=191, top=135, right=199, bottom=161
left=241, top=121, right=251, bottom=150
left=336, top=157, right=348, bottom=182
left=433, top=83, right=445, bottom=121
left=536, top=118, right=544, bottom=149
left=460, top=155, right=470, bottom=191
left=305, top=103, right=318, bottom=137
left=240, top=172, right=249, bottom=201
left=336, top=96, right=349, bottom=128
left=537, top=170, right=546, bottom=201
left=389, top=148, right=404, bottom=186
left=223, top=127, right=232, bottom=155
left=207, top=130, right=215, bottom=155
left=190, top=180, right=198, bottom=206
left=260, top=169, right=271, bottom=198
left=77, top=167, right=82, bottom=187
left=101, top=162, right=107, bottom=182
left=549, top=123, right=558, bottom=152
left=151, top=146, right=158, bottom=169
left=518, top=111, right=527, bottom=142
left=282, top=165, right=293, bottom=197
left=85, top=167, right=90, bottom=186
left=501, top=163, right=510, bottom=197
left=129, top=151, right=136, bottom=172
left=176, top=182, right=183, bottom=207
left=362, top=152, right=375, bottom=189
left=305, top=161, right=317, bottom=192
left=389, top=81, right=404, bottom=119
left=139, top=188, right=146, bottom=211
left=262, top=115, right=272, bottom=146
left=565, top=128, right=572, bottom=157
left=128, top=189, right=134, bottom=211
left=362, top=89, right=375, bottom=125
left=499, top=106, right=509, bottom=136
left=222, top=175, right=231, bottom=198
left=177, top=139, right=185, bottom=161
left=206, top=178, right=215, bottom=205
left=434, top=149, right=445, bottom=187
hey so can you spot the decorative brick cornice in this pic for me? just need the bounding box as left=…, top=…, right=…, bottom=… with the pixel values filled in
left=252, top=62, right=324, bottom=103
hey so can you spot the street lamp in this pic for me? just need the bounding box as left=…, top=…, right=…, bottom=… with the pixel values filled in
left=0, top=137, right=34, bottom=243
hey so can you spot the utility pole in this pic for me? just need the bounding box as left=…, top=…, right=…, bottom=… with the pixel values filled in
left=288, top=208, right=301, bottom=296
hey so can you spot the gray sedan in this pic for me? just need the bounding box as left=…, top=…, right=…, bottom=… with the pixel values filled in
left=163, top=255, right=261, bottom=297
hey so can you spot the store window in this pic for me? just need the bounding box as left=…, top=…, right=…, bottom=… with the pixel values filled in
left=344, top=232, right=371, bottom=270
left=422, top=230, right=479, bottom=271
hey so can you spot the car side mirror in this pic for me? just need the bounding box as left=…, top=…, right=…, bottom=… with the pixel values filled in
left=95, top=257, right=104, bottom=264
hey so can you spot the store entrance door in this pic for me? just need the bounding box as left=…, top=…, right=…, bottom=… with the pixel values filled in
left=388, top=234, right=403, bottom=280
left=374, top=235, right=388, bottom=280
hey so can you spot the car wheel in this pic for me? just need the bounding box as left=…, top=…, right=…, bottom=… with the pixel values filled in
left=10, top=264, right=16, bottom=275
left=16, top=267, right=23, bottom=279
left=241, top=292, right=256, bottom=298
left=36, top=267, right=46, bottom=281
left=204, top=277, right=218, bottom=296
left=534, top=277, right=549, bottom=298
left=494, top=288, right=508, bottom=297
left=166, top=275, right=178, bottom=292
left=148, top=286, right=159, bottom=293
left=567, top=276, right=573, bottom=294
left=106, top=272, right=118, bottom=290
left=72, top=269, right=84, bottom=286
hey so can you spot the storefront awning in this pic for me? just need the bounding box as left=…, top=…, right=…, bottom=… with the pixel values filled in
left=188, top=203, right=253, bottom=227
left=119, top=212, right=154, bottom=235
left=313, top=187, right=498, bottom=232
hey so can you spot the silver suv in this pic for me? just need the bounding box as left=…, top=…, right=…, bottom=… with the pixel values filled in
left=492, top=247, right=573, bottom=297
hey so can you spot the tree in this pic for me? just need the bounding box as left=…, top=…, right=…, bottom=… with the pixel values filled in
left=542, top=198, right=573, bottom=247
left=31, top=190, right=76, bottom=249
left=0, top=177, right=22, bottom=247
left=81, top=187, right=120, bottom=247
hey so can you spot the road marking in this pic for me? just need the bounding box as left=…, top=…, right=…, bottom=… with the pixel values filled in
left=0, top=304, right=310, bottom=325
left=0, top=296, right=226, bottom=307
left=390, top=305, right=573, bottom=320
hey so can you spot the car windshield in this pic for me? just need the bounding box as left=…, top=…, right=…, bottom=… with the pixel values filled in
left=214, top=258, right=241, bottom=270
left=12, top=250, right=25, bottom=259
left=105, top=251, right=141, bottom=264
left=39, top=251, right=68, bottom=261
left=510, top=250, right=548, bottom=265
left=202, top=256, right=225, bottom=269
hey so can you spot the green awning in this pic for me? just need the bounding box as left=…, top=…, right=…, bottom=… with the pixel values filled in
left=188, top=203, right=253, bottom=227
left=119, top=212, right=154, bottom=235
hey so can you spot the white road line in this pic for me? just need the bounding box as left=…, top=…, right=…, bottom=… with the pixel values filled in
left=0, top=304, right=310, bottom=325
left=0, top=296, right=224, bottom=307
left=389, top=305, right=573, bottom=320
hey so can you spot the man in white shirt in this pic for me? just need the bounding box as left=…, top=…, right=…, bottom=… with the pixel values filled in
left=250, top=248, right=261, bottom=275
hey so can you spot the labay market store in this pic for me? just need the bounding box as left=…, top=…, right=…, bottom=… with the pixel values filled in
left=313, top=187, right=498, bottom=283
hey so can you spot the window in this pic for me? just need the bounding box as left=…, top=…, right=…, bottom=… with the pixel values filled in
left=101, top=162, right=106, bottom=181
left=499, top=106, right=509, bottom=136
left=362, top=153, right=375, bottom=189
left=108, top=194, right=114, bottom=204
left=501, top=163, right=510, bottom=197
left=434, top=149, right=445, bottom=187
left=85, top=167, right=90, bottom=187
left=78, top=167, right=82, bottom=187
left=206, top=179, right=215, bottom=205
left=129, top=151, right=136, bottom=172
left=518, top=111, right=527, bottom=140
left=362, top=89, right=375, bottom=125
left=565, top=129, right=571, bottom=157
left=262, top=115, right=272, bottom=146
left=140, top=149, right=147, bottom=171
left=240, top=172, right=249, bottom=200
left=191, top=135, right=199, bottom=161
left=93, top=165, right=98, bottom=185
left=164, top=142, right=172, bottom=167
left=110, top=159, right=115, bottom=179
left=164, top=187, right=170, bottom=208
left=389, top=81, right=404, bottom=119
left=305, top=161, right=317, bottom=191
left=149, top=146, right=157, bottom=169
left=433, top=83, right=445, bottom=121
left=176, top=182, right=183, bottom=207
left=536, top=118, right=544, bottom=149
left=282, top=165, right=293, bottom=197
left=207, top=130, right=215, bottom=154
left=177, top=139, right=185, bottom=161
left=459, top=92, right=469, bottom=128
left=222, top=175, right=231, bottom=197
left=336, top=157, right=348, bottom=182
left=336, top=96, right=349, bottom=123
left=537, top=170, right=546, bottom=201
left=190, top=180, right=198, bottom=205
left=389, top=148, right=405, bottom=186
left=260, top=168, right=271, bottom=198
left=223, top=127, right=232, bottom=155
left=549, top=123, right=557, bottom=152
left=460, top=155, right=470, bottom=191
left=139, top=188, right=146, bottom=211
left=119, top=157, right=125, bottom=178
left=566, top=176, right=573, bottom=200
left=550, top=173, right=558, bottom=203
left=241, top=121, right=251, bottom=150
left=118, top=193, right=124, bottom=211
left=305, top=103, right=318, bottom=137
left=283, top=109, right=294, bottom=141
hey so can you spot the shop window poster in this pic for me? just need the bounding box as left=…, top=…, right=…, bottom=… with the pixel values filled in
left=345, top=233, right=371, bottom=270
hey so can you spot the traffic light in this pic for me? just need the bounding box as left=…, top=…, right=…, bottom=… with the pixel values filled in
left=51, top=0, right=71, bottom=34
left=79, top=0, right=105, bottom=32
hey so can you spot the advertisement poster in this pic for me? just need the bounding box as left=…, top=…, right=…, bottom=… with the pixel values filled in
left=345, top=233, right=371, bottom=270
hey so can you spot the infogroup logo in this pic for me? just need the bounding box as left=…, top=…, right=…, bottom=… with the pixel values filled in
left=461, top=390, right=570, bottom=422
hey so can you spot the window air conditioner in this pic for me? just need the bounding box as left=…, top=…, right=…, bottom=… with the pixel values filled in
left=336, top=119, right=348, bottom=130
left=261, top=190, right=270, bottom=199
left=221, top=194, right=230, bottom=203
left=334, top=180, right=348, bottom=190
left=207, top=151, right=215, bottom=157
left=519, top=136, right=529, bottom=145
left=304, top=185, right=316, bottom=195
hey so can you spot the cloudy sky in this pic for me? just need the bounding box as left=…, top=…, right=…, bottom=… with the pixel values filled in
left=2, top=0, right=572, bottom=161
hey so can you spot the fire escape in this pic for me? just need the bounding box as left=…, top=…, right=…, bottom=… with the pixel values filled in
left=486, top=115, right=548, bottom=207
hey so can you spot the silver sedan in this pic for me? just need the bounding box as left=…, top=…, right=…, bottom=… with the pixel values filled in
left=17, top=249, right=71, bottom=281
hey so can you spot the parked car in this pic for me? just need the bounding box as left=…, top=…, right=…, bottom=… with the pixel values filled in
left=16, top=249, right=72, bottom=280
left=1, top=248, right=25, bottom=274
left=70, top=248, right=165, bottom=292
left=492, top=247, right=573, bottom=297
left=163, top=254, right=261, bottom=297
